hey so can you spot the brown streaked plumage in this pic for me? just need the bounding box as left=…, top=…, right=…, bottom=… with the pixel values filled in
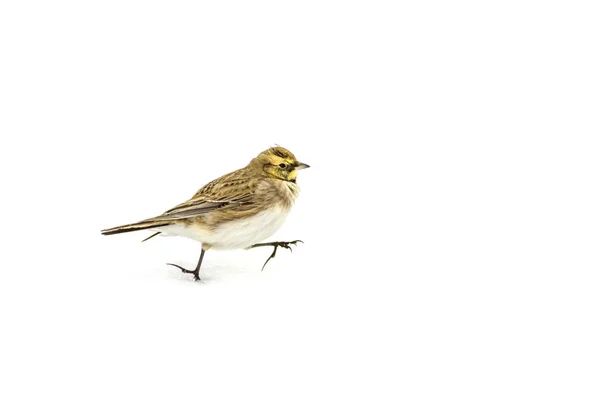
left=101, top=146, right=310, bottom=281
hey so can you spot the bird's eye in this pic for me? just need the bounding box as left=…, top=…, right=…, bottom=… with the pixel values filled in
left=279, top=163, right=286, bottom=169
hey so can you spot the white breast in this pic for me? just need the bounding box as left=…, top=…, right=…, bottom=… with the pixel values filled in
left=158, top=206, right=291, bottom=250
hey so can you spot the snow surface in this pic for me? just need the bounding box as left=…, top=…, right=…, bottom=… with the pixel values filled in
left=1, top=1, right=599, bottom=399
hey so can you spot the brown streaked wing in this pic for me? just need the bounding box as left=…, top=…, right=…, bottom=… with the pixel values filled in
left=160, top=195, right=253, bottom=219
left=155, top=173, right=259, bottom=220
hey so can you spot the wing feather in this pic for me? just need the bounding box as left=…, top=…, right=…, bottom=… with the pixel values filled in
left=149, top=169, right=258, bottom=221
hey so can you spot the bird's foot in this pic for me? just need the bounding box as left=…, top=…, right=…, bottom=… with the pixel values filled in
left=166, top=263, right=201, bottom=281
left=249, top=240, right=304, bottom=271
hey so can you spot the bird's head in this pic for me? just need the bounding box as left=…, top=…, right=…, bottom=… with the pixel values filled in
left=253, top=146, right=310, bottom=182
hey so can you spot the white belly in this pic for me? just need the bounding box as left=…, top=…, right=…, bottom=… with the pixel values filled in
left=157, top=207, right=291, bottom=250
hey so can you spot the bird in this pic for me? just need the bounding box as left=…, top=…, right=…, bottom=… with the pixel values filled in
left=101, top=146, right=309, bottom=281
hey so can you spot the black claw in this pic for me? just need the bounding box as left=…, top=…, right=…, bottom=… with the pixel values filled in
left=249, top=240, right=304, bottom=271
left=167, top=263, right=201, bottom=281
left=165, top=248, right=205, bottom=282
left=167, top=263, right=192, bottom=273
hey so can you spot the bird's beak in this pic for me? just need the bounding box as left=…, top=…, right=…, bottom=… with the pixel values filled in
left=296, top=162, right=310, bottom=170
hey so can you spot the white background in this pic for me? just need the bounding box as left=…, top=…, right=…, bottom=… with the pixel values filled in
left=1, top=1, right=599, bottom=399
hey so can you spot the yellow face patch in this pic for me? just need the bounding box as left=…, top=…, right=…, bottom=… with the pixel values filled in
left=288, top=169, right=298, bottom=181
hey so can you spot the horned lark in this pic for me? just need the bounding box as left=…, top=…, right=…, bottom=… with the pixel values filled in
left=101, top=146, right=309, bottom=281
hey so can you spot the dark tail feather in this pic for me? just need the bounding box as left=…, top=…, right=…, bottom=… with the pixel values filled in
left=101, top=220, right=171, bottom=236
left=141, top=232, right=161, bottom=242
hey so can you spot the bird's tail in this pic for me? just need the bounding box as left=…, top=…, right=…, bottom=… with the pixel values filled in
left=101, top=219, right=172, bottom=236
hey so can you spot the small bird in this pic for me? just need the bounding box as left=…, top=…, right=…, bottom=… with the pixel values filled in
left=101, top=146, right=309, bottom=281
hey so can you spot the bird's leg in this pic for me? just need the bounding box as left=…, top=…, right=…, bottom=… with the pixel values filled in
left=167, top=248, right=206, bottom=281
left=249, top=240, right=303, bottom=271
